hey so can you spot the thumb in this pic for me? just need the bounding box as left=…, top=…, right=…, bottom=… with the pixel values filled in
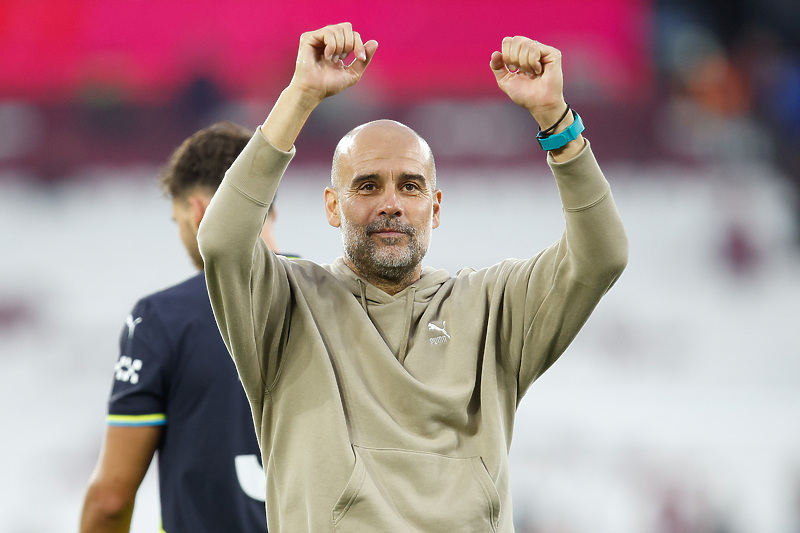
left=489, top=51, right=507, bottom=83
left=348, top=39, right=379, bottom=77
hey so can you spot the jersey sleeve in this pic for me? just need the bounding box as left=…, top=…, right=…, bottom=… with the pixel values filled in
left=106, top=298, right=171, bottom=427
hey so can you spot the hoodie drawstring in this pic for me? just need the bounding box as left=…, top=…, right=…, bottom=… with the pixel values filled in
left=356, top=279, right=416, bottom=364
left=397, top=287, right=415, bottom=364
left=358, top=279, right=368, bottom=313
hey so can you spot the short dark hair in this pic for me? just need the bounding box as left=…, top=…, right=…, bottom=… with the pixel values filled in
left=159, top=121, right=252, bottom=200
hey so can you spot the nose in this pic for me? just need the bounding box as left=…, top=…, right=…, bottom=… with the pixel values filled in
left=378, top=187, right=403, bottom=217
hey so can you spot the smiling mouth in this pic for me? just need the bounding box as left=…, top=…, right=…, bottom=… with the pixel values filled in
left=368, top=223, right=409, bottom=236
left=366, top=219, right=413, bottom=240
left=372, top=232, right=408, bottom=246
left=373, top=230, right=406, bottom=237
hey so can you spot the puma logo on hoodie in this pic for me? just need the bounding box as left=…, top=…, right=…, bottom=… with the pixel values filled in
left=428, top=321, right=450, bottom=344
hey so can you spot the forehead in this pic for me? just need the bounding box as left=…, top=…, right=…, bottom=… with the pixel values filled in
left=337, top=127, right=433, bottom=183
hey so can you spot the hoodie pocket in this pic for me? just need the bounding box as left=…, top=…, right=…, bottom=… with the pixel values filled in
left=333, top=446, right=501, bottom=532
left=332, top=448, right=367, bottom=524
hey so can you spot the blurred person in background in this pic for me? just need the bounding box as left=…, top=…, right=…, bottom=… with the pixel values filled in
left=198, top=23, right=627, bottom=531
left=79, top=121, right=291, bottom=533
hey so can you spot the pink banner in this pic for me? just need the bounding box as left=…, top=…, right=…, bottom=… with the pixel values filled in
left=0, top=0, right=652, bottom=103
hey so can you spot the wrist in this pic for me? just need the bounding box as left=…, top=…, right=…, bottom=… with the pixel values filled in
left=282, top=82, right=325, bottom=111
left=537, top=108, right=584, bottom=154
left=530, top=100, right=568, bottom=130
left=259, top=85, right=321, bottom=152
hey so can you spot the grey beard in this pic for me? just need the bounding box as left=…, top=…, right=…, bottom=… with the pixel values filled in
left=341, top=217, right=429, bottom=282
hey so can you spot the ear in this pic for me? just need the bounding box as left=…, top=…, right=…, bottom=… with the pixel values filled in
left=431, top=189, right=442, bottom=229
left=188, top=194, right=211, bottom=229
left=324, top=187, right=341, bottom=228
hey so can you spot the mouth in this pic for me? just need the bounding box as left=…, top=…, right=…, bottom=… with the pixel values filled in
left=365, top=219, right=414, bottom=244
left=372, top=229, right=407, bottom=238
left=367, top=221, right=411, bottom=238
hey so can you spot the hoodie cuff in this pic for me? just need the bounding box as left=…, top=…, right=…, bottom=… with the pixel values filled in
left=224, top=128, right=296, bottom=206
left=547, top=139, right=611, bottom=211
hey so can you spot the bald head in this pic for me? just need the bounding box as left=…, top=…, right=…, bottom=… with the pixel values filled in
left=324, top=119, right=442, bottom=294
left=331, top=120, right=436, bottom=190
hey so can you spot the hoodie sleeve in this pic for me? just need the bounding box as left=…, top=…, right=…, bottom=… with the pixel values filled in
left=505, top=140, right=628, bottom=399
left=197, top=129, right=295, bottom=401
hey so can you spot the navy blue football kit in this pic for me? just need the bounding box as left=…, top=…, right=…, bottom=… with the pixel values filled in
left=108, top=272, right=268, bottom=533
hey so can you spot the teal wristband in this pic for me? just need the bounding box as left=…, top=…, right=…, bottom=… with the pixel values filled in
left=537, top=110, right=584, bottom=151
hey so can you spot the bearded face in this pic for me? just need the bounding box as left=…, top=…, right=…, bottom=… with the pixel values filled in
left=324, top=120, right=441, bottom=292
left=340, top=213, right=432, bottom=282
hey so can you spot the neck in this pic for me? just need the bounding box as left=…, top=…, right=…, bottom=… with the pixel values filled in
left=343, top=258, right=421, bottom=296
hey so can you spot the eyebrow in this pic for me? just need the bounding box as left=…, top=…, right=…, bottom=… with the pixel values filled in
left=349, top=173, right=428, bottom=188
left=350, top=174, right=379, bottom=188
left=400, top=173, right=427, bottom=186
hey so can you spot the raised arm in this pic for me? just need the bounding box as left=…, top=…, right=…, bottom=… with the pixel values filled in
left=198, top=23, right=377, bottom=397
left=488, top=37, right=628, bottom=390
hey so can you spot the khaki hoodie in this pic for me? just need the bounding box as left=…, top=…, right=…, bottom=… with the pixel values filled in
left=198, top=130, right=628, bottom=532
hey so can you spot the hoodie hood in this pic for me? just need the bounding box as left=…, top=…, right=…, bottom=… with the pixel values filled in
left=329, top=257, right=451, bottom=305
left=326, top=257, right=452, bottom=363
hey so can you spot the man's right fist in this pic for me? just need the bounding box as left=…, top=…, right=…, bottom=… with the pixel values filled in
left=290, top=22, right=379, bottom=102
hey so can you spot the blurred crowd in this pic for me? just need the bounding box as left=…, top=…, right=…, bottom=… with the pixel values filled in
left=655, top=0, right=800, bottom=244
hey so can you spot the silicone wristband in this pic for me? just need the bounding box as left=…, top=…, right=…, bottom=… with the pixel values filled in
left=537, top=110, right=584, bottom=151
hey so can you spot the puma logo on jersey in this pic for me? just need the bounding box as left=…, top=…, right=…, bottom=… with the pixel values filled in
left=428, top=321, right=450, bottom=345
left=115, top=355, right=143, bottom=384
left=126, top=314, right=143, bottom=339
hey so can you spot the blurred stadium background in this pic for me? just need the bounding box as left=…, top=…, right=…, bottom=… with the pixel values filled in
left=1, top=1, right=799, bottom=531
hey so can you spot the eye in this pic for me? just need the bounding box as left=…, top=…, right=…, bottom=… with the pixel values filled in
left=402, top=182, right=419, bottom=192
left=359, top=183, right=376, bottom=191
